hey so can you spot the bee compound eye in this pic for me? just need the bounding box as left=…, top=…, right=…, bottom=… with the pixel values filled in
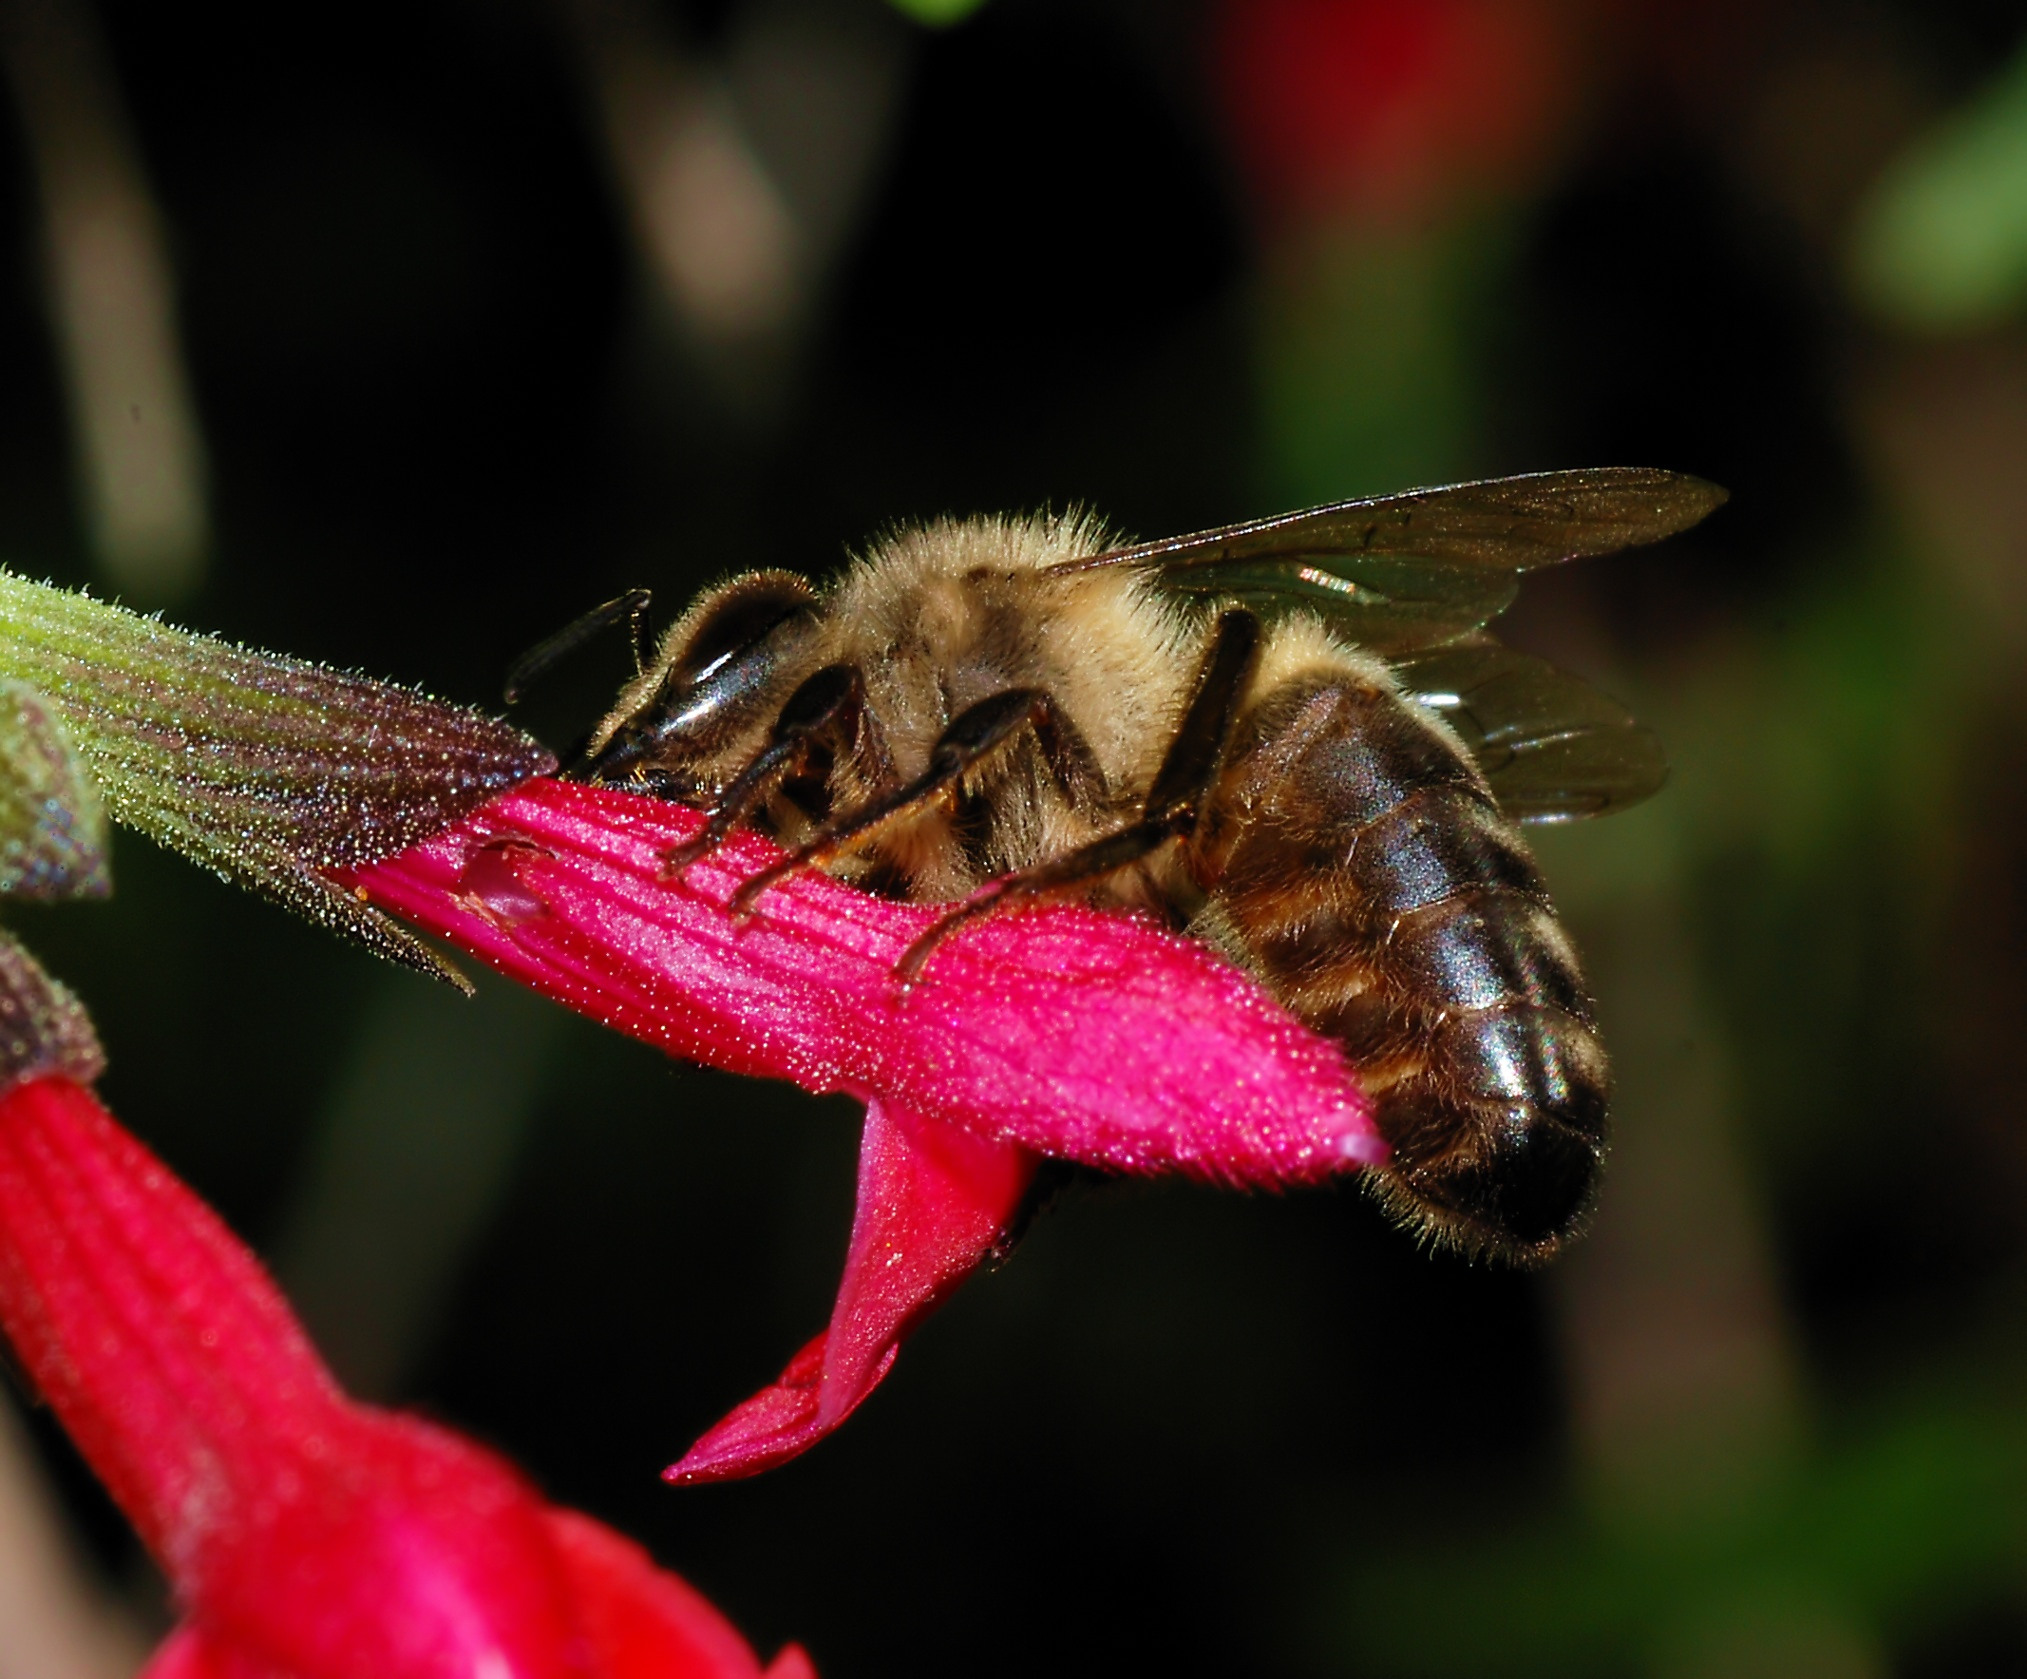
left=631, top=577, right=820, bottom=752
left=666, top=576, right=817, bottom=692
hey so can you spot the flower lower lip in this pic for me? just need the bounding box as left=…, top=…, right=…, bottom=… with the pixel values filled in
left=338, top=775, right=1383, bottom=1480
left=344, top=775, right=1381, bottom=1192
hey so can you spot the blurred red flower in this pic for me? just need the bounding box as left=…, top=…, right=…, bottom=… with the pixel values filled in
left=1215, top=0, right=1572, bottom=222
left=0, top=1065, right=815, bottom=1678
left=344, top=776, right=1380, bottom=1481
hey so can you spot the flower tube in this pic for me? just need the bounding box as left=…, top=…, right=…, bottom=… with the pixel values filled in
left=0, top=938, right=813, bottom=1678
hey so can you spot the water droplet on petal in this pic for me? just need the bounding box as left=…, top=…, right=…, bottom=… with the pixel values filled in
left=457, top=841, right=549, bottom=926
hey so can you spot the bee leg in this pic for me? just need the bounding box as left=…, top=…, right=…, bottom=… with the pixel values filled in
left=892, top=821, right=1182, bottom=983
left=664, top=663, right=865, bottom=875
left=728, top=687, right=1097, bottom=919
left=502, top=588, right=653, bottom=705
left=895, top=608, right=1261, bottom=983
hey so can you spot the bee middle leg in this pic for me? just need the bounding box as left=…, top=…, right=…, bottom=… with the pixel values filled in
left=895, top=608, right=1262, bottom=982
left=726, top=686, right=1105, bottom=918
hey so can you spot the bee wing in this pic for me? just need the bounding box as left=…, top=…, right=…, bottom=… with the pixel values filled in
left=1392, top=641, right=1667, bottom=822
left=1052, top=467, right=1726, bottom=652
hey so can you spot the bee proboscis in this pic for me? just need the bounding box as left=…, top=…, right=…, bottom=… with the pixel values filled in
left=516, top=468, right=1726, bottom=1261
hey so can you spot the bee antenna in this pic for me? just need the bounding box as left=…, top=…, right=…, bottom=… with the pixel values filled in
left=504, top=588, right=653, bottom=705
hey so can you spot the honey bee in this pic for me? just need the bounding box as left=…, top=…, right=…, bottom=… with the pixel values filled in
left=513, top=468, right=1725, bottom=1262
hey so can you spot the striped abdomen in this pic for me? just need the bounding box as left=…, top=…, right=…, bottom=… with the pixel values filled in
left=1199, top=676, right=1609, bottom=1260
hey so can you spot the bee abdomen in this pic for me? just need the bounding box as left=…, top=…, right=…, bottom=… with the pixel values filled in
left=1385, top=887, right=1592, bottom=1020
left=1296, top=926, right=1608, bottom=1259
left=1345, top=784, right=1551, bottom=920
left=1270, top=885, right=1607, bottom=1255
left=1209, top=680, right=1609, bottom=1260
left=1373, top=1004, right=1609, bottom=1256
left=1357, top=806, right=1609, bottom=1256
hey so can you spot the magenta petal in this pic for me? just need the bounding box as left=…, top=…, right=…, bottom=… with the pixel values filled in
left=138, top=1627, right=227, bottom=1679
left=670, top=1097, right=1037, bottom=1483
left=0, top=1075, right=345, bottom=1566
left=0, top=1080, right=579, bottom=1674
left=548, top=1508, right=812, bottom=1677
left=347, top=779, right=1380, bottom=1188
left=0, top=1075, right=820, bottom=1678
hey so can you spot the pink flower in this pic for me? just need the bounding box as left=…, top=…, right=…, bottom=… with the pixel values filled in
left=0, top=1066, right=816, bottom=1678
left=342, top=776, right=1380, bottom=1482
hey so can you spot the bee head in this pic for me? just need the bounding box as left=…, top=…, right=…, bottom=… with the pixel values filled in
left=585, top=571, right=818, bottom=786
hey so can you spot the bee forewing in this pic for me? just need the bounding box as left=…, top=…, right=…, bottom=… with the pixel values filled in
left=1050, top=467, right=1726, bottom=655
left=1056, top=467, right=1728, bottom=575
left=1392, top=642, right=1668, bottom=822
left=1154, top=559, right=1521, bottom=653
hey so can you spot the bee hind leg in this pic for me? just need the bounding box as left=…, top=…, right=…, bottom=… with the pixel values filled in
left=892, top=820, right=1184, bottom=984
left=896, top=608, right=1263, bottom=984
left=726, top=686, right=1102, bottom=918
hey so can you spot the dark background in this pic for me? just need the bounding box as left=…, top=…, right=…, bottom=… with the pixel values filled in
left=8, top=1, right=2027, bottom=1675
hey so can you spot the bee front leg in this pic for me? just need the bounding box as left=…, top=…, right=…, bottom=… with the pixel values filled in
left=726, top=686, right=1101, bottom=919
left=895, top=608, right=1262, bottom=984
left=663, top=663, right=866, bottom=875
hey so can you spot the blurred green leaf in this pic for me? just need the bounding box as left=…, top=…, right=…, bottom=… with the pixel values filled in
left=884, top=0, right=988, bottom=25
left=1258, top=222, right=1504, bottom=507
left=1849, top=44, right=2027, bottom=331
left=1331, top=1397, right=2027, bottom=1678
